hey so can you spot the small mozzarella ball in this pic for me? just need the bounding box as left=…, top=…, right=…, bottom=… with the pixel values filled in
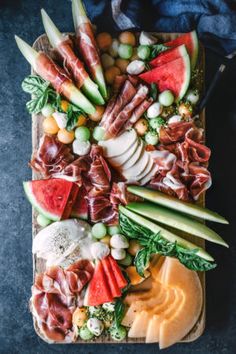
left=76, top=114, right=87, bottom=127
left=128, top=239, right=142, bottom=256
left=111, top=248, right=126, bottom=260
left=41, top=103, right=54, bottom=117
left=108, top=225, right=121, bottom=235
left=79, top=325, right=94, bottom=340
left=73, top=307, right=88, bottom=328
left=126, top=60, right=145, bottom=75
left=178, top=102, right=193, bottom=118
left=110, top=234, right=129, bottom=249
left=168, top=115, right=182, bottom=124
left=147, top=102, right=163, bottom=118
left=158, top=90, right=175, bottom=107
left=100, top=235, right=111, bottom=246
left=115, top=58, right=129, bottom=73
left=110, top=325, right=127, bottom=341
left=102, top=302, right=115, bottom=312
left=137, top=45, right=151, bottom=60
left=43, top=116, right=59, bottom=135
left=105, top=66, right=121, bottom=85
left=101, top=53, right=115, bottom=69
left=119, top=31, right=136, bottom=46
left=89, top=105, right=105, bottom=122
left=96, top=32, right=112, bottom=51
left=118, top=44, right=133, bottom=59
left=57, top=129, right=75, bottom=144
left=91, top=241, right=110, bottom=260
left=52, top=111, right=67, bottom=129
left=134, top=118, right=149, bottom=136
left=139, top=31, right=157, bottom=45
left=37, top=214, right=51, bottom=227
left=118, top=253, right=133, bottom=267
left=186, top=89, right=199, bottom=105
left=109, top=39, right=119, bottom=57
left=93, top=126, right=106, bottom=141
left=72, top=140, right=91, bottom=156
left=87, top=318, right=104, bottom=336
left=75, top=126, right=90, bottom=141
left=145, top=131, right=159, bottom=145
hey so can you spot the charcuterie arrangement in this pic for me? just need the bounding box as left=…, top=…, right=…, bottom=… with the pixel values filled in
left=15, top=0, right=229, bottom=349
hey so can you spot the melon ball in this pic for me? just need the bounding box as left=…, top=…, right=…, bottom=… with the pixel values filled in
left=119, top=31, right=136, bottom=46
left=105, top=66, right=121, bottom=85
left=115, top=58, right=129, bottom=73
left=57, top=129, right=75, bottom=144
left=43, top=116, right=59, bottom=135
left=96, top=32, right=112, bottom=51
left=134, top=118, right=148, bottom=136
left=101, top=53, right=115, bottom=69
left=89, top=105, right=105, bottom=122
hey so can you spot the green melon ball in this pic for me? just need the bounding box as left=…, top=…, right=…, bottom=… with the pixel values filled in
left=92, top=222, right=107, bottom=239
left=145, top=131, right=159, bottom=145
left=79, top=325, right=94, bottom=340
left=37, top=214, right=52, bottom=227
left=118, top=44, right=133, bottom=59
left=93, top=126, right=106, bottom=141
left=108, top=225, right=121, bottom=236
left=75, top=126, right=91, bottom=142
left=137, top=45, right=150, bottom=60
left=158, top=90, right=175, bottom=107
left=110, top=325, right=127, bottom=341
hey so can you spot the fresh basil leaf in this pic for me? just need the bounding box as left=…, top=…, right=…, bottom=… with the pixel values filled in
left=134, top=248, right=151, bottom=277
left=149, top=83, right=158, bottom=100
left=149, top=44, right=168, bottom=60
left=114, top=298, right=125, bottom=328
left=22, top=75, right=49, bottom=95
left=26, top=92, right=48, bottom=114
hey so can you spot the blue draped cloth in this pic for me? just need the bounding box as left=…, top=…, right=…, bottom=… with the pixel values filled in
left=84, top=0, right=236, bottom=55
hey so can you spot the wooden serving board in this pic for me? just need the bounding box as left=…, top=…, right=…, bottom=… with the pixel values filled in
left=31, top=33, right=206, bottom=344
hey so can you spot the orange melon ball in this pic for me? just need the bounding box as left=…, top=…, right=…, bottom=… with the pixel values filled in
left=105, top=66, right=121, bottom=85
left=43, top=116, right=59, bottom=135
left=100, top=235, right=111, bottom=246
left=76, top=115, right=87, bottom=126
left=119, top=31, right=136, bottom=46
left=89, top=105, right=105, bottom=122
left=134, top=118, right=149, bottom=136
left=57, top=128, right=75, bottom=144
left=60, top=100, right=70, bottom=112
left=72, top=307, right=88, bottom=327
left=128, top=239, right=142, bottom=256
left=115, top=58, right=129, bottom=73
left=96, top=32, right=113, bottom=51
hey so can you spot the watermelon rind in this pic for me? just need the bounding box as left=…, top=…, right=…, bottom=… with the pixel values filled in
left=177, top=53, right=191, bottom=101
left=23, top=181, right=60, bottom=221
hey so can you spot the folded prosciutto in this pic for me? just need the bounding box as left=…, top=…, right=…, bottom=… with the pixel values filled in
left=149, top=122, right=212, bottom=201
left=31, top=260, right=93, bottom=342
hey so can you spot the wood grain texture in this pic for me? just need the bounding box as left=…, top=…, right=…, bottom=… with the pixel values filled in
left=31, top=33, right=206, bottom=344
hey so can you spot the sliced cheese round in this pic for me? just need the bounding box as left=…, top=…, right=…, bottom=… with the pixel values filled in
left=122, top=139, right=144, bottom=171
left=123, top=149, right=149, bottom=181
left=108, top=138, right=139, bottom=167
left=99, top=129, right=137, bottom=158
left=139, top=164, right=158, bottom=186
left=136, top=155, right=154, bottom=180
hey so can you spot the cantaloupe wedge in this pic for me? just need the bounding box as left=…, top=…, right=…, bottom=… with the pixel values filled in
left=159, top=258, right=202, bottom=349
left=128, top=310, right=151, bottom=338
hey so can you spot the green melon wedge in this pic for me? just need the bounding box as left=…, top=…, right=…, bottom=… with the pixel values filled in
left=126, top=202, right=228, bottom=247
left=119, top=205, right=214, bottom=262
left=127, top=186, right=229, bottom=224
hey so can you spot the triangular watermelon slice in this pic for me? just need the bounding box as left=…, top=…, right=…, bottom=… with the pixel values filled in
left=108, top=256, right=128, bottom=289
left=150, top=45, right=188, bottom=68
left=23, top=179, right=79, bottom=221
left=164, top=31, right=199, bottom=69
left=71, top=186, right=88, bottom=220
left=84, top=261, right=113, bottom=306
left=101, top=257, right=122, bottom=298
left=139, top=53, right=191, bottom=102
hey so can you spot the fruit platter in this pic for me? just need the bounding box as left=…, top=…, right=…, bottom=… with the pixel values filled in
left=15, top=0, right=229, bottom=349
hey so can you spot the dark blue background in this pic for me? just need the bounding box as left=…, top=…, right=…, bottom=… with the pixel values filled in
left=0, top=1, right=235, bottom=353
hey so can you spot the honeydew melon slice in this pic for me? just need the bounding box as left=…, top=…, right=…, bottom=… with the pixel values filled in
left=108, top=138, right=139, bottom=167
left=121, top=139, right=144, bottom=170
left=99, top=129, right=137, bottom=158
left=123, top=149, right=149, bottom=181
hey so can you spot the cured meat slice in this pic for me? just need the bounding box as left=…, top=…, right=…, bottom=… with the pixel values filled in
left=108, top=85, right=149, bottom=137
left=159, top=121, right=193, bottom=145
left=125, top=98, right=153, bottom=129
left=87, top=195, right=118, bottom=225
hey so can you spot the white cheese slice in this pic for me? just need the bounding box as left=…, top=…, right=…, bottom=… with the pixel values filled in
left=99, top=129, right=137, bottom=158
left=108, top=138, right=139, bottom=167
left=123, top=148, right=149, bottom=181
left=139, top=164, right=159, bottom=186
left=122, top=139, right=144, bottom=170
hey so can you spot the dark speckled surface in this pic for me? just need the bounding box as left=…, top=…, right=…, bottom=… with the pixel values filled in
left=0, top=1, right=236, bottom=353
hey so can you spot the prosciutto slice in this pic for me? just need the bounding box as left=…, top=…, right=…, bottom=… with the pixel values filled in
left=31, top=260, right=93, bottom=342
left=125, top=98, right=153, bottom=129
left=110, top=182, right=143, bottom=208
left=159, top=121, right=194, bottom=145
left=108, top=85, right=149, bottom=137
left=87, top=195, right=118, bottom=225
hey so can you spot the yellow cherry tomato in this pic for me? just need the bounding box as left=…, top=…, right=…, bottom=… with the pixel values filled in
left=57, top=128, right=75, bottom=144
left=60, top=100, right=70, bottom=112
left=43, top=116, right=59, bottom=135
left=105, top=66, right=121, bottom=85
left=76, top=115, right=87, bottom=127
left=89, top=105, right=105, bottom=122
left=96, top=32, right=113, bottom=51
left=134, top=118, right=149, bottom=136
left=119, top=31, right=136, bottom=46
left=100, top=235, right=111, bottom=246
left=128, top=239, right=142, bottom=256
left=72, top=307, right=88, bottom=328
left=115, top=58, right=129, bottom=73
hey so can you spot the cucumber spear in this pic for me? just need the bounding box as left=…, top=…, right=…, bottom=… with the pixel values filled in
left=15, top=35, right=95, bottom=114
left=72, top=0, right=108, bottom=100
left=41, top=9, right=104, bottom=106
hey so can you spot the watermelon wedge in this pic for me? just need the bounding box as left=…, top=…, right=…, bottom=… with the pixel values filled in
left=101, top=257, right=122, bottom=298
left=150, top=45, right=188, bottom=68
left=164, top=31, right=199, bottom=69
left=108, top=256, right=128, bottom=289
left=84, top=261, right=113, bottom=306
left=23, top=179, right=79, bottom=221
left=71, top=186, right=88, bottom=220
left=139, top=53, right=191, bottom=102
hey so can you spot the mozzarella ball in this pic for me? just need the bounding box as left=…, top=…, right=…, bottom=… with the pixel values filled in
left=41, top=103, right=54, bottom=117
left=52, top=111, right=67, bottom=129
left=110, top=234, right=129, bottom=249
left=147, top=102, right=163, bottom=118
left=111, top=248, right=126, bottom=260
left=186, top=89, right=200, bottom=105
left=72, top=140, right=91, bottom=156
left=87, top=318, right=104, bottom=336
left=168, top=115, right=182, bottom=124
left=91, top=242, right=110, bottom=260
left=139, top=31, right=157, bottom=45
left=126, top=60, right=145, bottom=75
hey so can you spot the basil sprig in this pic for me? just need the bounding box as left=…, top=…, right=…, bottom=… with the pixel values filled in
left=119, top=212, right=216, bottom=276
